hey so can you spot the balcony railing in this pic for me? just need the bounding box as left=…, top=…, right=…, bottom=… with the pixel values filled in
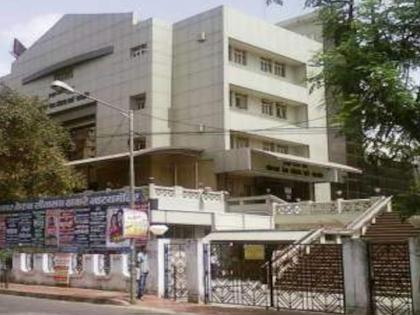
left=227, top=194, right=286, bottom=215
left=149, top=184, right=226, bottom=212
left=275, top=197, right=380, bottom=215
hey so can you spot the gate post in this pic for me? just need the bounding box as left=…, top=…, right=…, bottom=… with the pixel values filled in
left=185, top=239, right=204, bottom=303
left=342, top=239, right=371, bottom=315
left=409, top=237, right=420, bottom=315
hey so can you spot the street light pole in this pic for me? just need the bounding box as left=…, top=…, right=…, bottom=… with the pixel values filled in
left=128, top=109, right=137, bottom=304
left=50, top=81, right=138, bottom=304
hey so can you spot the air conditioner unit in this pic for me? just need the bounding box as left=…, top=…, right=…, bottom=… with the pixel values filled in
left=198, top=32, right=206, bottom=42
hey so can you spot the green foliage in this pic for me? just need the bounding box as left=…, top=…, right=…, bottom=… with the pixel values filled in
left=0, top=87, right=85, bottom=202
left=393, top=183, right=420, bottom=217
left=0, top=249, right=12, bottom=262
left=268, top=0, right=420, bottom=214
left=309, top=0, right=420, bottom=160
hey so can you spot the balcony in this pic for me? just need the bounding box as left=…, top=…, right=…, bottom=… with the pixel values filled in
left=228, top=66, right=308, bottom=105
left=148, top=184, right=273, bottom=230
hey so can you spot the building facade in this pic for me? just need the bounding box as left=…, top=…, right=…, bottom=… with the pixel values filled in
left=0, top=6, right=360, bottom=202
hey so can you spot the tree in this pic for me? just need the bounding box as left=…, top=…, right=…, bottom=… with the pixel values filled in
left=268, top=0, right=420, bottom=214
left=0, top=87, right=85, bottom=202
left=270, top=0, right=420, bottom=160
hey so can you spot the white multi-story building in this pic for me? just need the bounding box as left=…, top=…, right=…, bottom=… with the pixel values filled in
left=0, top=6, right=360, bottom=203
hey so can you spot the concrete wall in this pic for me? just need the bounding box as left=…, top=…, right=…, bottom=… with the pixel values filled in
left=171, top=7, right=226, bottom=151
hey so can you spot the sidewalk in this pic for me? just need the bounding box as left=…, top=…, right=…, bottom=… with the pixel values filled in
left=0, top=283, right=307, bottom=315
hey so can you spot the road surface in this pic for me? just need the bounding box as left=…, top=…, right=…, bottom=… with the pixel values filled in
left=0, top=294, right=175, bottom=315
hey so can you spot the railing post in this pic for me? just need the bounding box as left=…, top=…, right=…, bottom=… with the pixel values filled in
left=337, top=198, right=343, bottom=214
left=149, top=183, right=156, bottom=199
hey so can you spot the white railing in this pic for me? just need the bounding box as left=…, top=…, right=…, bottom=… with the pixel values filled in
left=346, top=196, right=392, bottom=236
left=149, top=184, right=226, bottom=212
left=275, top=197, right=378, bottom=215
left=227, top=195, right=286, bottom=215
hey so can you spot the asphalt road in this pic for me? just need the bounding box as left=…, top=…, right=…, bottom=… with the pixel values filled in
left=0, top=295, right=175, bottom=315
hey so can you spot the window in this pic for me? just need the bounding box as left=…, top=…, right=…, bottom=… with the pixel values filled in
left=276, top=103, right=287, bottom=119
left=130, top=93, right=146, bottom=110
left=261, top=100, right=273, bottom=116
left=276, top=145, right=288, bottom=154
left=230, top=92, right=248, bottom=110
left=263, top=142, right=289, bottom=154
left=274, top=62, right=286, bottom=77
left=130, top=43, right=148, bottom=58
left=260, top=58, right=272, bottom=73
left=263, top=142, right=275, bottom=152
left=134, top=137, right=146, bottom=151
left=235, top=136, right=249, bottom=149
left=54, top=67, right=73, bottom=81
left=230, top=47, right=247, bottom=65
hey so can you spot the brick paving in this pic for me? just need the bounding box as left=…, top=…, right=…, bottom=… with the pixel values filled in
left=0, top=283, right=315, bottom=315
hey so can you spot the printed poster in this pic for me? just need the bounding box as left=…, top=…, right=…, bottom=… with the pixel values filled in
left=106, top=207, right=130, bottom=248
left=59, top=209, right=75, bottom=247
left=45, top=210, right=60, bottom=247
left=122, top=206, right=149, bottom=240
left=53, top=253, right=71, bottom=286
left=33, top=210, right=45, bottom=248
left=0, top=215, right=6, bottom=248
left=89, top=205, right=107, bottom=248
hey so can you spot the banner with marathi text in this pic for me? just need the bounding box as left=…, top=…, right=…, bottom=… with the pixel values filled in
left=0, top=190, right=148, bottom=252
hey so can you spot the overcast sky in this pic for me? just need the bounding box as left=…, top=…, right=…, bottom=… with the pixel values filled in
left=0, top=0, right=309, bottom=76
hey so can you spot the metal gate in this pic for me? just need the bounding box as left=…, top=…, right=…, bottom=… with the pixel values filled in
left=206, top=242, right=345, bottom=314
left=207, top=242, right=269, bottom=307
left=273, top=244, right=345, bottom=314
left=164, top=243, right=188, bottom=301
left=368, top=242, right=414, bottom=315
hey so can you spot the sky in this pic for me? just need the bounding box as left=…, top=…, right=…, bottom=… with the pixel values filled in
left=0, top=0, right=309, bottom=77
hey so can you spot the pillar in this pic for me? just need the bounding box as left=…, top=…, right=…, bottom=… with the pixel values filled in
left=342, top=239, right=371, bottom=315
left=410, top=237, right=420, bottom=315
left=185, top=239, right=204, bottom=303
left=145, top=239, right=160, bottom=295
left=12, top=253, right=24, bottom=273
left=314, top=183, right=332, bottom=202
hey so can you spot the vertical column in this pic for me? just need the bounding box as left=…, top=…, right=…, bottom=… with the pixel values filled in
left=410, top=237, right=420, bottom=315
left=12, top=253, right=24, bottom=273
left=145, top=239, right=159, bottom=295
left=185, top=239, right=204, bottom=303
left=342, top=239, right=371, bottom=315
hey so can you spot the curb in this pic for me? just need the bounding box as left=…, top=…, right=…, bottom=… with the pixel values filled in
left=0, top=288, right=130, bottom=306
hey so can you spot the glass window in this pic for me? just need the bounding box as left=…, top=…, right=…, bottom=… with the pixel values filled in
left=260, top=58, right=272, bottom=73
left=54, top=67, right=73, bottom=81
left=276, top=103, right=287, bottom=119
left=233, top=48, right=247, bottom=65
left=234, top=93, right=248, bottom=110
left=262, top=142, right=275, bottom=152
left=134, top=137, right=146, bottom=150
left=130, top=43, right=148, bottom=58
left=235, top=136, right=249, bottom=148
left=274, top=62, right=286, bottom=77
left=130, top=93, right=146, bottom=110
left=276, top=145, right=289, bottom=154
left=261, top=100, right=273, bottom=116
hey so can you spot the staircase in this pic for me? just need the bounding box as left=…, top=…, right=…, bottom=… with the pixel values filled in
left=363, top=212, right=420, bottom=242
left=274, top=244, right=344, bottom=294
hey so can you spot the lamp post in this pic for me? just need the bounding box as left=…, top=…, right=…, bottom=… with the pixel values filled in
left=50, top=80, right=137, bottom=304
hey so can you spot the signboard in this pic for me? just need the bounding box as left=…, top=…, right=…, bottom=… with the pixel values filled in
left=122, top=207, right=149, bottom=239
left=53, top=253, right=71, bottom=286
left=244, top=244, right=265, bottom=260
left=0, top=190, right=148, bottom=251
